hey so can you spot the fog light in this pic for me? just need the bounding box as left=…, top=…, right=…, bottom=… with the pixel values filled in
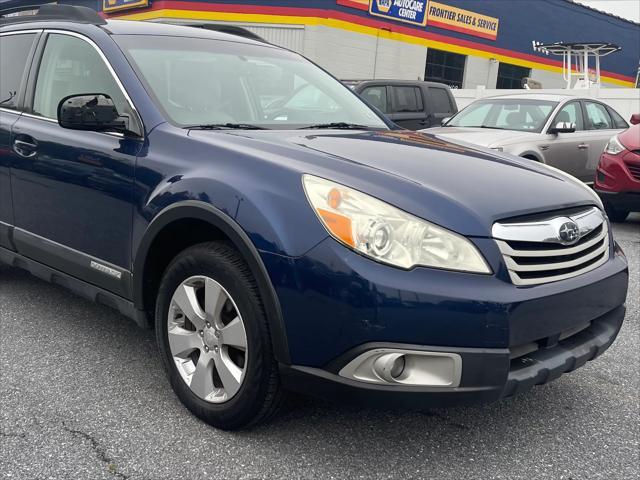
left=373, top=353, right=406, bottom=382
left=339, top=348, right=462, bottom=387
left=597, top=171, right=606, bottom=184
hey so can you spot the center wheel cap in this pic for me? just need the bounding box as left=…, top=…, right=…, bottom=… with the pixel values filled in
left=203, top=328, right=219, bottom=349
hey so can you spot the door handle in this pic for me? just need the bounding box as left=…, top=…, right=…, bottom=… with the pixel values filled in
left=13, top=138, right=38, bottom=158
left=577, top=143, right=589, bottom=150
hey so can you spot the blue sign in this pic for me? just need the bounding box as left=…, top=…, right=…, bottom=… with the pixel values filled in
left=103, top=0, right=149, bottom=13
left=369, top=0, right=428, bottom=27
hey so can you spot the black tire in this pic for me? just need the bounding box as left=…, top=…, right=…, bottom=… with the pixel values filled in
left=605, top=205, right=629, bottom=223
left=155, top=241, right=284, bottom=430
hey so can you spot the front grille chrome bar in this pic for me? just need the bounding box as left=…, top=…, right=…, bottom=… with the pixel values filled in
left=493, top=207, right=610, bottom=286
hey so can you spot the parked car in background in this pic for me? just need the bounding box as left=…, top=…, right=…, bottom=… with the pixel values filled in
left=343, top=80, right=457, bottom=130
left=595, top=115, right=640, bottom=222
left=421, top=94, right=629, bottom=183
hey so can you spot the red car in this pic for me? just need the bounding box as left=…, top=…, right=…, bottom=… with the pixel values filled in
left=595, top=114, right=640, bottom=222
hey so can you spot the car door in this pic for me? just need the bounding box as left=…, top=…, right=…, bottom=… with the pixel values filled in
left=541, top=101, right=591, bottom=181
left=0, top=30, right=40, bottom=249
left=582, top=100, right=624, bottom=182
left=358, top=84, right=390, bottom=118
left=388, top=85, right=427, bottom=130
left=426, top=86, right=455, bottom=127
left=9, top=31, right=143, bottom=296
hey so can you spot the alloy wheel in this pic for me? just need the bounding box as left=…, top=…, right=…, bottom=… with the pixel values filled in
left=167, top=276, right=248, bottom=403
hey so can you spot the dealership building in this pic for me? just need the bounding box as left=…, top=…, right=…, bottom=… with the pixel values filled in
left=6, top=0, right=640, bottom=88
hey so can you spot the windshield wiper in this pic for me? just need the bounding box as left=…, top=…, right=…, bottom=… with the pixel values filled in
left=462, top=125, right=507, bottom=130
left=299, top=122, right=371, bottom=130
left=184, top=123, right=267, bottom=130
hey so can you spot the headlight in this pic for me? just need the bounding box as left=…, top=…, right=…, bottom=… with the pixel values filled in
left=604, top=135, right=626, bottom=155
left=302, top=175, right=491, bottom=273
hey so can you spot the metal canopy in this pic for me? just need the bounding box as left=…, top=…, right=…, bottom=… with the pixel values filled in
left=532, top=41, right=623, bottom=89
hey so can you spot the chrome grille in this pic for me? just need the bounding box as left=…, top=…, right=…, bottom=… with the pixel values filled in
left=493, top=207, right=609, bottom=286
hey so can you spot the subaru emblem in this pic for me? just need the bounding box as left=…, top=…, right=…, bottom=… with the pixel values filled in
left=558, top=221, right=580, bottom=244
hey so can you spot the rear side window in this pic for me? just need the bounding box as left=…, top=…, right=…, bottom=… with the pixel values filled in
left=391, top=86, right=423, bottom=113
left=607, top=107, right=629, bottom=129
left=584, top=102, right=613, bottom=130
left=0, top=33, right=37, bottom=111
left=428, top=87, right=452, bottom=114
left=360, top=86, right=388, bottom=113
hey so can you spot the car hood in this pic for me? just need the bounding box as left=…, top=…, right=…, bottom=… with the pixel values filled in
left=619, top=124, right=640, bottom=150
left=421, top=126, right=539, bottom=147
left=189, top=129, right=599, bottom=237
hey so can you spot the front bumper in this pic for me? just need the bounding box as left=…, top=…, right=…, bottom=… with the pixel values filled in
left=280, top=305, right=625, bottom=407
left=262, top=232, right=628, bottom=406
left=595, top=189, right=640, bottom=212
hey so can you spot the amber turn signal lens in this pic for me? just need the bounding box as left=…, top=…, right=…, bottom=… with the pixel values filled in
left=317, top=208, right=355, bottom=247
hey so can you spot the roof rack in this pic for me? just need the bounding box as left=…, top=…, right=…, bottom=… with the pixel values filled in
left=0, top=4, right=106, bottom=26
left=160, top=21, right=268, bottom=43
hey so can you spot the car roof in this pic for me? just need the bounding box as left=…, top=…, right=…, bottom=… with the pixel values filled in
left=0, top=17, right=271, bottom=48
left=101, top=19, right=264, bottom=45
left=343, top=79, right=451, bottom=88
left=481, top=93, right=578, bottom=102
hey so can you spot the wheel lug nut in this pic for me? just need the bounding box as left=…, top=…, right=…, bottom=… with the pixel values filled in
left=214, top=346, right=219, bottom=353
left=206, top=322, right=211, bottom=328
left=204, top=345, right=209, bottom=352
left=199, top=330, right=204, bottom=336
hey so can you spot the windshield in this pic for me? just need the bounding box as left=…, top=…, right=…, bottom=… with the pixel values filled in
left=114, top=35, right=388, bottom=130
left=446, top=99, right=558, bottom=132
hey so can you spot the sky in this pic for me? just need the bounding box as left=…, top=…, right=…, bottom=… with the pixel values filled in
left=576, top=0, right=640, bottom=22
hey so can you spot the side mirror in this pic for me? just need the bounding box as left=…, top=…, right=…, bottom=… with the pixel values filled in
left=57, top=94, right=128, bottom=133
left=549, top=122, right=576, bottom=134
left=441, top=117, right=451, bottom=126
left=630, top=113, right=640, bottom=125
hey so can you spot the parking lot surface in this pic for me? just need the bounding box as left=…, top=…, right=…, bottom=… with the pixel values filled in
left=1, top=215, right=638, bottom=480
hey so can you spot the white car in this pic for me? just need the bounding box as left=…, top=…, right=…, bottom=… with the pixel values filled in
left=421, top=93, right=629, bottom=183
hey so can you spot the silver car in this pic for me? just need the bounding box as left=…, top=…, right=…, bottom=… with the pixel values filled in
left=422, top=93, right=629, bottom=183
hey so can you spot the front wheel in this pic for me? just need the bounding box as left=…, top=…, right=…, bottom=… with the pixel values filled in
left=155, top=242, right=284, bottom=430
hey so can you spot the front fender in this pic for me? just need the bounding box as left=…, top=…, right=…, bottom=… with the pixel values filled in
left=133, top=200, right=292, bottom=364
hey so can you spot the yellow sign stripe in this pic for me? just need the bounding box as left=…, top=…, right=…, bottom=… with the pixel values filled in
left=115, top=8, right=634, bottom=87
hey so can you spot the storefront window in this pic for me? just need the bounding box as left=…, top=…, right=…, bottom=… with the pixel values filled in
left=424, top=49, right=466, bottom=88
left=496, top=63, right=531, bottom=89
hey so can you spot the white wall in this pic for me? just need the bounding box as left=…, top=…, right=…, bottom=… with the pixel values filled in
left=462, top=56, right=499, bottom=89
left=451, top=87, right=640, bottom=123
left=304, top=25, right=426, bottom=80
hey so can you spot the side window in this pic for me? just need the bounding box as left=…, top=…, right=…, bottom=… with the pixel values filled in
left=33, top=34, right=129, bottom=120
left=607, top=107, right=629, bottom=129
left=553, top=102, right=584, bottom=131
left=0, top=33, right=37, bottom=111
left=584, top=102, right=613, bottom=130
left=360, top=86, right=388, bottom=113
left=391, top=86, right=423, bottom=113
left=428, top=87, right=452, bottom=114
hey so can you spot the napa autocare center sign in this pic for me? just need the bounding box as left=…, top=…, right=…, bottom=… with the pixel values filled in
left=369, top=0, right=428, bottom=27
left=103, top=0, right=149, bottom=13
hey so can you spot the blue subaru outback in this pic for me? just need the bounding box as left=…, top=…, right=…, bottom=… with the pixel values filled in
left=0, top=5, right=628, bottom=430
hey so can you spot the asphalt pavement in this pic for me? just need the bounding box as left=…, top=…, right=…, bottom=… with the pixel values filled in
left=1, top=215, right=638, bottom=480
